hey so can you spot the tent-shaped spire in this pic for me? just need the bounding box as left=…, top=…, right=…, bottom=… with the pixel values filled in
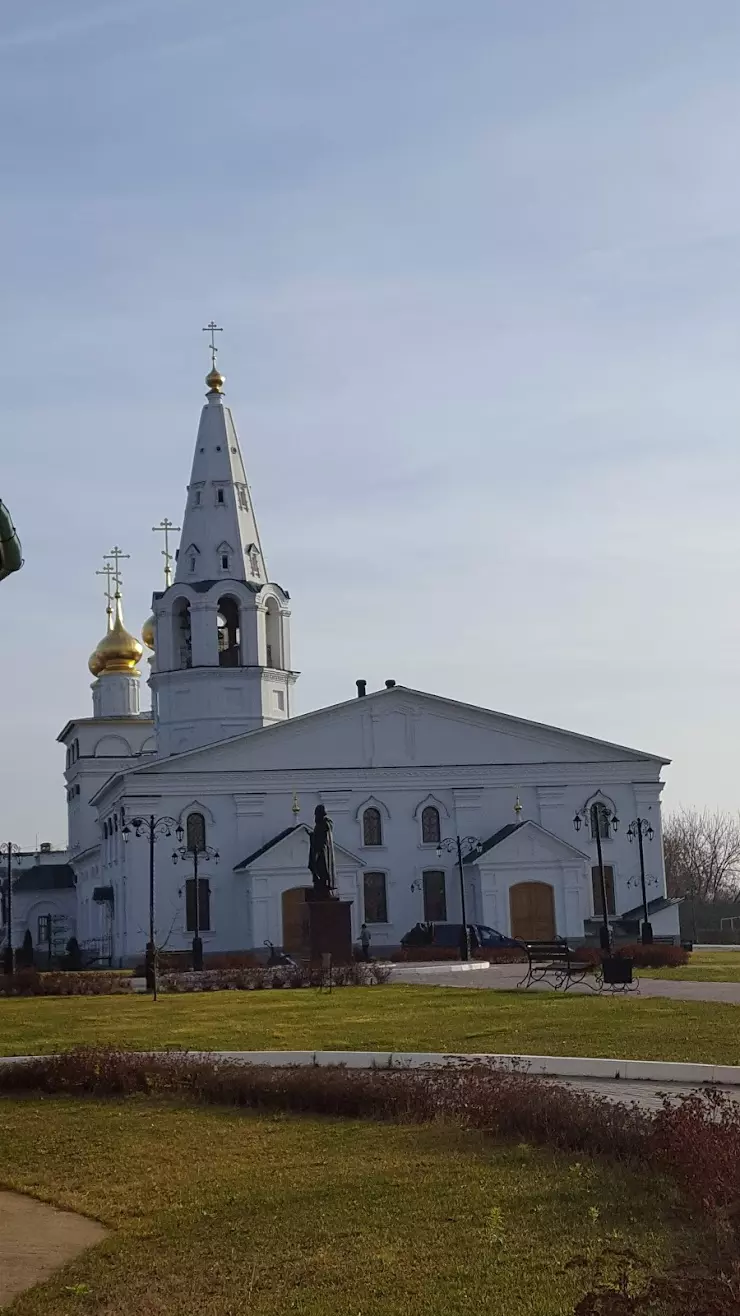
left=174, top=358, right=267, bottom=587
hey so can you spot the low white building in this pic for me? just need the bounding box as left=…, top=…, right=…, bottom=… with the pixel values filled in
left=1, top=847, right=76, bottom=962
left=59, top=352, right=679, bottom=964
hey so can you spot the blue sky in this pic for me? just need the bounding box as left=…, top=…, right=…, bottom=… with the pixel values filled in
left=2, top=0, right=740, bottom=842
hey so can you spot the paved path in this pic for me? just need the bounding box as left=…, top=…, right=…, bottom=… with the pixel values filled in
left=391, top=962, right=740, bottom=1003
left=559, top=1077, right=740, bottom=1110
left=0, top=1191, right=106, bottom=1308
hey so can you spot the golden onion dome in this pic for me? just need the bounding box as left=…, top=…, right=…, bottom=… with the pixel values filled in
left=88, top=596, right=143, bottom=677
left=141, top=613, right=155, bottom=650
left=206, top=365, right=225, bottom=394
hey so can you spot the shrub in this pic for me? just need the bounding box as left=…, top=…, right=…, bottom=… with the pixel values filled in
left=157, top=961, right=390, bottom=992
left=17, top=929, right=34, bottom=969
left=65, top=937, right=82, bottom=971
left=0, top=970, right=132, bottom=996
left=571, top=943, right=690, bottom=969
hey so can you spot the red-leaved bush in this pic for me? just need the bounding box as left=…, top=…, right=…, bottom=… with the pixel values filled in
left=572, top=943, right=690, bottom=969
left=159, top=961, right=392, bottom=993
left=0, top=970, right=132, bottom=996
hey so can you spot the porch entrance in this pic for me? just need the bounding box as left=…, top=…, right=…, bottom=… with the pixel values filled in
left=281, top=886, right=311, bottom=953
left=509, top=882, right=556, bottom=941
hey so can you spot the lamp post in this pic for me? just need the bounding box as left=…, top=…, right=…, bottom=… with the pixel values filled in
left=172, top=835, right=219, bottom=971
left=435, top=835, right=482, bottom=961
left=573, top=804, right=619, bottom=952
left=626, top=818, right=655, bottom=945
left=0, top=842, right=22, bottom=974
left=122, top=815, right=181, bottom=999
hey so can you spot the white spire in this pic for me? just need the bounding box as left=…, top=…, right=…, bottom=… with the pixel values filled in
left=174, top=365, right=267, bottom=588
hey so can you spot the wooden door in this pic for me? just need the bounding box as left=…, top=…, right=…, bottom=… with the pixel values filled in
left=509, top=882, right=556, bottom=941
left=281, top=887, right=310, bottom=952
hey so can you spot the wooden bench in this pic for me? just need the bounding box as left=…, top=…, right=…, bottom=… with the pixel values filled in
left=516, top=939, right=592, bottom=991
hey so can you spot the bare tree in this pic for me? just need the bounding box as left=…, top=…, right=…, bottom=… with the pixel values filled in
left=663, top=807, right=740, bottom=902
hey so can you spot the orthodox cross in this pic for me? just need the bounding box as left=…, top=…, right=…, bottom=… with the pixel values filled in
left=95, top=561, right=115, bottom=624
left=152, top=518, right=181, bottom=588
left=104, top=545, right=130, bottom=594
left=202, top=320, right=223, bottom=368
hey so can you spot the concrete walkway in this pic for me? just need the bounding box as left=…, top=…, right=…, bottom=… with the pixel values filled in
left=391, top=961, right=740, bottom=1003
left=561, top=1077, right=740, bottom=1110
left=0, top=1191, right=106, bottom=1308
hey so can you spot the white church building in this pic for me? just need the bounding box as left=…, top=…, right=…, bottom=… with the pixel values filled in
left=59, top=354, right=680, bottom=964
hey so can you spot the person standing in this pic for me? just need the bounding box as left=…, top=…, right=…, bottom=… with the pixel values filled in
left=359, top=923, right=371, bottom=961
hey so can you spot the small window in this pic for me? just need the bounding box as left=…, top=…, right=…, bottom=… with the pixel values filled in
left=221, top=554, right=229, bottom=570
left=217, top=488, right=225, bottom=505
left=274, top=689, right=285, bottom=711
left=237, top=486, right=249, bottom=511
left=364, top=872, right=388, bottom=923
left=592, top=865, right=616, bottom=916
left=185, top=878, right=211, bottom=932
left=37, top=915, right=51, bottom=945
left=421, top=805, right=441, bottom=845
left=590, top=802, right=611, bottom=840
left=186, top=812, right=206, bottom=853
left=362, top=807, right=383, bottom=847
left=189, top=556, right=196, bottom=573
left=193, top=491, right=201, bottom=506
left=422, top=870, right=447, bottom=922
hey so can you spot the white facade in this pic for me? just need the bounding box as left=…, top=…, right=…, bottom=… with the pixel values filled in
left=59, top=358, right=679, bottom=963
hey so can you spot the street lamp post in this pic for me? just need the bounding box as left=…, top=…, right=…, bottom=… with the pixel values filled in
left=0, top=842, right=22, bottom=974
left=435, top=835, right=482, bottom=961
left=172, top=836, right=219, bottom=971
left=573, top=804, right=619, bottom=952
left=122, top=815, right=181, bottom=999
left=626, top=818, right=655, bottom=945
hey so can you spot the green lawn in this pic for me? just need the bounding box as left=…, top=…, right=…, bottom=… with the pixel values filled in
left=2, top=985, right=740, bottom=1064
left=0, top=1095, right=699, bottom=1315
left=642, top=950, right=740, bottom=982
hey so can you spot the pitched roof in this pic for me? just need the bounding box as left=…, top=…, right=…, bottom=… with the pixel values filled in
left=234, top=825, right=301, bottom=870
left=108, top=684, right=669, bottom=794
left=467, top=822, right=524, bottom=861
left=617, top=896, right=682, bottom=920
left=11, top=864, right=75, bottom=892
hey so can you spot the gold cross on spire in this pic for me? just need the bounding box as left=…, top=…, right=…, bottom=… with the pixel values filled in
left=152, top=518, right=181, bottom=588
left=104, top=546, right=130, bottom=595
left=96, top=561, right=115, bottom=630
left=202, top=320, right=223, bottom=368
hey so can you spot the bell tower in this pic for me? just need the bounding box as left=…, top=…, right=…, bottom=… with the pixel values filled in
left=146, top=335, right=298, bottom=758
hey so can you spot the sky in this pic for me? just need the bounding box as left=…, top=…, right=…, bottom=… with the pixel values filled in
left=2, top=0, right=740, bottom=844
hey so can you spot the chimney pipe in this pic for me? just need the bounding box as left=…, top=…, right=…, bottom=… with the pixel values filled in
left=356, top=679, right=367, bottom=698
left=385, top=679, right=396, bottom=689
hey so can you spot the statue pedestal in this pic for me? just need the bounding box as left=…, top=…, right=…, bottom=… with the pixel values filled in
left=306, top=896, right=353, bottom=965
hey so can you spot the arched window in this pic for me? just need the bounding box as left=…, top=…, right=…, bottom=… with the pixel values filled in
left=265, top=598, right=282, bottom=669
left=590, top=802, right=611, bottom=840
left=421, top=805, right=441, bottom=845
left=362, top=807, right=383, bottom=847
left=173, top=599, right=192, bottom=669
left=217, top=596, right=240, bottom=668
left=186, top=812, right=206, bottom=854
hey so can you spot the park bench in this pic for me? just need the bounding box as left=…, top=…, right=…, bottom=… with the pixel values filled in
left=516, top=938, right=593, bottom=991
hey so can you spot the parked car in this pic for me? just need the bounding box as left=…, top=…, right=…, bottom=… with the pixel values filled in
left=400, top=922, right=519, bottom=950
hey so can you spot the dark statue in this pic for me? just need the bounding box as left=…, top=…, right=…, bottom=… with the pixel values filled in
left=307, top=804, right=337, bottom=898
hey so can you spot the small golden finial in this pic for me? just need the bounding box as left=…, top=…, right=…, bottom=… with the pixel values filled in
left=514, top=795, right=523, bottom=820
left=291, top=791, right=301, bottom=818
left=202, top=320, right=225, bottom=393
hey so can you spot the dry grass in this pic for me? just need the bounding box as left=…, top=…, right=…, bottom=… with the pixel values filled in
left=2, top=985, right=740, bottom=1064
left=0, top=1095, right=699, bottom=1316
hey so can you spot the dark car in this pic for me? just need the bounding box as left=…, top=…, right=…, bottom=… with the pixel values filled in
left=400, top=922, right=518, bottom=950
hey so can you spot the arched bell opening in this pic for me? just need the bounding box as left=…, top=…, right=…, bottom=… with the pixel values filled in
left=217, top=595, right=241, bottom=668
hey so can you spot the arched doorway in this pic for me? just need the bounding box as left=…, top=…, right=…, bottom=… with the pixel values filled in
left=509, top=882, right=556, bottom=941
left=281, top=887, right=310, bottom=953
